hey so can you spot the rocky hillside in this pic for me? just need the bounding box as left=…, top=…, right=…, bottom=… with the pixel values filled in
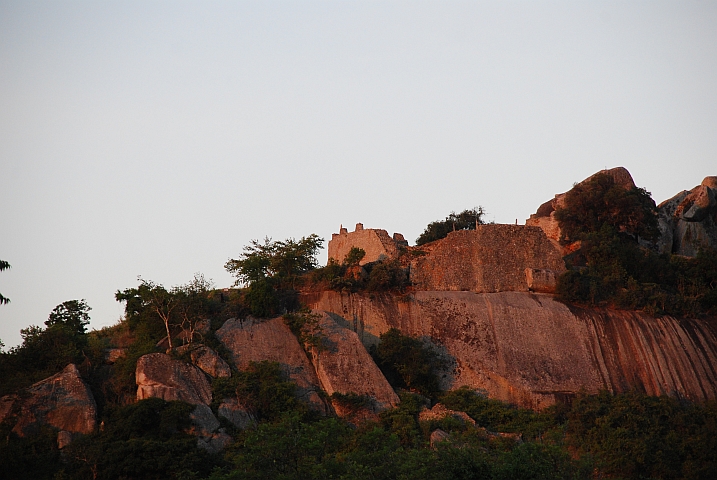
left=304, top=290, right=717, bottom=409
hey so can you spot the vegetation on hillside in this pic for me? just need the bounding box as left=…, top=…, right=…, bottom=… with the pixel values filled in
left=224, top=235, right=323, bottom=317
left=555, top=173, right=717, bottom=316
left=312, top=246, right=409, bottom=294
left=2, top=215, right=717, bottom=478
left=415, top=207, right=486, bottom=246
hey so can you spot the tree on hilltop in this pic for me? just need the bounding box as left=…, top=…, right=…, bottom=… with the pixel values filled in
left=416, top=207, right=486, bottom=246
left=225, top=235, right=323, bottom=317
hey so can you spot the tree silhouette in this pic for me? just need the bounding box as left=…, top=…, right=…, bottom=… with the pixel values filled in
left=0, top=260, right=10, bottom=305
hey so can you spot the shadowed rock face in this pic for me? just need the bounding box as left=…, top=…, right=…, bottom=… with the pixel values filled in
left=304, top=291, right=717, bottom=409
left=215, top=317, right=327, bottom=413
left=136, top=353, right=212, bottom=405
left=10, top=364, right=97, bottom=437
left=657, top=177, right=717, bottom=256
left=308, top=312, right=399, bottom=413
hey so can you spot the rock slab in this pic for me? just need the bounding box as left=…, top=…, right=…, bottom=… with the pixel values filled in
left=308, top=311, right=399, bottom=413
left=136, top=353, right=212, bottom=405
left=10, top=364, right=97, bottom=437
left=216, top=317, right=327, bottom=413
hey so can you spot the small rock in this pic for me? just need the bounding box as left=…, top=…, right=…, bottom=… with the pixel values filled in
left=57, top=430, right=74, bottom=449
left=419, top=403, right=476, bottom=426
left=218, top=398, right=256, bottom=430
left=0, top=395, right=17, bottom=424
left=197, top=431, right=232, bottom=454
left=430, top=428, right=450, bottom=448
left=104, top=348, right=126, bottom=364
left=187, top=404, right=220, bottom=437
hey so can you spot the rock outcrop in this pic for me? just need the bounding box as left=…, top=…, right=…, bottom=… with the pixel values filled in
left=216, top=317, right=327, bottom=413
left=527, top=167, right=717, bottom=257
left=419, top=403, right=476, bottom=426
left=135, top=353, right=232, bottom=452
left=657, top=177, right=717, bottom=256
left=527, top=167, right=638, bottom=245
left=7, top=364, right=97, bottom=437
left=308, top=312, right=399, bottom=413
left=218, top=398, right=256, bottom=429
left=304, top=290, right=717, bottom=409
left=136, top=353, right=212, bottom=405
left=409, top=225, right=566, bottom=293
left=176, top=344, right=231, bottom=378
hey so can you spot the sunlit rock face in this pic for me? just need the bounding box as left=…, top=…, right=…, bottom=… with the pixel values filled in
left=136, top=353, right=212, bottom=405
left=175, top=343, right=231, bottom=378
left=215, top=317, right=328, bottom=414
left=657, top=177, right=717, bottom=256
left=8, top=364, right=97, bottom=437
left=307, top=311, right=399, bottom=414
left=409, top=225, right=565, bottom=294
left=303, top=290, right=717, bottom=409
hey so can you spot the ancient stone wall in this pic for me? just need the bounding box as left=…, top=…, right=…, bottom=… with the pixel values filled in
left=409, top=225, right=565, bottom=293
left=328, top=223, right=406, bottom=265
left=303, top=290, right=717, bottom=409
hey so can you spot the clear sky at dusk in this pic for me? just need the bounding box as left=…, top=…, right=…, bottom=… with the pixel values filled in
left=1, top=1, right=716, bottom=347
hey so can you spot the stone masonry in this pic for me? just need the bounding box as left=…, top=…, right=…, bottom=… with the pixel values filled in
left=328, top=223, right=408, bottom=265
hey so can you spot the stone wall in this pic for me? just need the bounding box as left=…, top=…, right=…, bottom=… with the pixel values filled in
left=303, top=290, right=717, bottom=409
left=328, top=223, right=407, bottom=265
left=409, top=224, right=565, bottom=293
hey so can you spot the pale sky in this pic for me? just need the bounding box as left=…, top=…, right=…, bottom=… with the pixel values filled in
left=1, top=1, right=716, bottom=347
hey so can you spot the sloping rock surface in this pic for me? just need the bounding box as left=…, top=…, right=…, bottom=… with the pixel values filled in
left=304, top=291, right=717, bottom=409
left=216, top=317, right=327, bottom=413
left=309, top=311, right=399, bottom=412
left=10, top=364, right=97, bottom=436
left=136, top=353, right=212, bottom=405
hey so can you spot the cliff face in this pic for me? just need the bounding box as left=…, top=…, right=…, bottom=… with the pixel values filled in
left=303, top=291, right=717, bottom=409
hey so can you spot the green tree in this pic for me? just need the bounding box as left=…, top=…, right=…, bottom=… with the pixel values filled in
left=45, top=299, right=91, bottom=334
left=225, top=235, right=324, bottom=317
left=416, top=207, right=486, bottom=246
left=554, top=172, right=658, bottom=243
left=116, top=279, right=179, bottom=349
left=372, top=328, right=446, bottom=398
left=0, top=259, right=10, bottom=305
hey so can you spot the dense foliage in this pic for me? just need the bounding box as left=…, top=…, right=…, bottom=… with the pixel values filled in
left=0, top=299, right=104, bottom=396
left=224, top=235, right=323, bottom=317
left=312, top=247, right=409, bottom=293
left=555, top=174, right=717, bottom=316
left=371, top=328, right=446, bottom=399
left=416, top=207, right=486, bottom=246
left=554, top=173, right=659, bottom=243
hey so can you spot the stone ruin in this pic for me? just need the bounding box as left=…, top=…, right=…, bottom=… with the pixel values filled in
left=328, top=222, right=566, bottom=294
left=328, top=223, right=408, bottom=265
